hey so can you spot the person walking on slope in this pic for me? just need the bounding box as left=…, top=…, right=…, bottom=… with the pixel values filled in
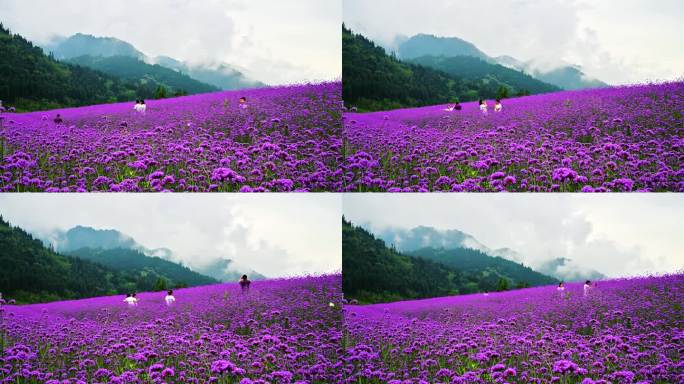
left=164, top=290, right=176, bottom=306
left=239, top=274, right=251, bottom=293
left=479, top=99, right=488, bottom=115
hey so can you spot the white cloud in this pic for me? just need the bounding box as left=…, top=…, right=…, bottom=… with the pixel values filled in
left=343, top=0, right=684, bottom=85
left=0, top=194, right=342, bottom=278
left=343, top=194, right=684, bottom=278
left=0, top=0, right=341, bottom=85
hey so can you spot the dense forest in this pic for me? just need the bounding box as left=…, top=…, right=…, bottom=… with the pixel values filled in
left=342, top=25, right=558, bottom=112
left=65, top=55, right=218, bottom=95
left=408, top=247, right=558, bottom=287
left=67, top=247, right=217, bottom=288
left=342, top=218, right=558, bottom=304
left=409, top=55, right=559, bottom=95
left=0, top=217, right=216, bottom=304
left=0, top=24, right=214, bottom=111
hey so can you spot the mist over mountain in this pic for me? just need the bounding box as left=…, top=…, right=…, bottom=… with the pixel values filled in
left=373, top=225, right=605, bottom=282
left=397, top=33, right=607, bottom=90
left=43, top=225, right=265, bottom=282
left=43, top=33, right=263, bottom=90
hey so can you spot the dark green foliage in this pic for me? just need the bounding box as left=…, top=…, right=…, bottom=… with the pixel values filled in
left=0, top=24, right=141, bottom=111
left=342, top=218, right=559, bottom=304
left=409, top=55, right=559, bottom=95
left=342, top=25, right=559, bottom=111
left=65, top=55, right=217, bottom=96
left=0, top=25, right=214, bottom=111
left=153, top=277, right=168, bottom=292
left=406, top=247, right=558, bottom=287
left=66, top=247, right=217, bottom=288
left=0, top=217, right=217, bottom=304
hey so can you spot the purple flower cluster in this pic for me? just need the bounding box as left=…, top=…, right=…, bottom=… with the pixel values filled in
left=0, top=83, right=343, bottom=192
left=0, top=275, right=343, bottom=383
left=343, top=82, right=684, bottom=192
left=343, top=274, right=684, bottom=383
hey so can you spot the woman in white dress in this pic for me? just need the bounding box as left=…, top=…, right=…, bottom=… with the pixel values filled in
left=164, top=290, right=176, bottom=306
left=479, top=99, right=488, bottom=115
left=583, top=280, right=592, bottom=296
left=494, top=99, right=502, bottom=112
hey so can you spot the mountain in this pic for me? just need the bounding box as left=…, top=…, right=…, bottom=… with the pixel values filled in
left=47, top=33, right=144, bottom=60
left=343, top=218, right=556, bottom=304
left=531, top=66, right=607, bottom=90
left=342, top=26, right=556, bottom=112
left=66, top=247, right=218, bottom=287
left=409, top=55, right=560, bottom=95
left=407, top=247, right=558, bottom=287
left=0, top=217, right=210, bottom=304
left=152, top=56, right=263, bottom=90
left=375, top=225, right=605, bottom=282
left=398, top=33, right=607, bottom=90
left=47, top=225, right=265, bottom=282
left=375, top=225, right=525, bottom=262
left=45, top=33, right=262, bottom=90
left=0, top=24, right=154, bottom=111
left=398, top=33, right=489, bottom=61
left=195, top=258, right=267, bottom=283
left=65, top=55, right=219, bottom=95
left=538, top=257, right=606, bottom=282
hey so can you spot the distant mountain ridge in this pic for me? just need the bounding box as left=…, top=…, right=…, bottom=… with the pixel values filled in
left=343, top=218, right=558, bottom=304
left=0, top=217, right=214, bottom=304
left=397, top=33, right=607, bottom=90
left=374, top=225, right=605, bottom=282
left=43, top=33, right=263, bottom=90
left=45, top=225, right=266, bottom=282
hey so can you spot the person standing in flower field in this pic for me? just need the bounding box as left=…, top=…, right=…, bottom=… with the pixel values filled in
left=494, top=99, right=503, bottom=112
left=557, top=282, right=565, bottom=292
left=123, top=293, right=137, bottom=307
left=239, top=96, right=248, bottom=110
left=165, top=290, right=176, bottom=306
left=239, top=274, right=251, bottom=293
left=583, top=280, right=593, bottom=296
left=479, top=99, right=488, bottom=115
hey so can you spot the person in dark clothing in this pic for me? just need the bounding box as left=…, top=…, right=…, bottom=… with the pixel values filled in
left=239, top=274, right=251, bottom=293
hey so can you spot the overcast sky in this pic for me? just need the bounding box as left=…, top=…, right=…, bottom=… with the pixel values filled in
left=0, top=194, right=341, bottom=278
left=0, top=0, right=341, bottom=85
left=344, top=0, right=684, bottom=85
left=343, top=194, right=684, bottom=278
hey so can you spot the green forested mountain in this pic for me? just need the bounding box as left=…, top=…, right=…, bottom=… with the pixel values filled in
left=408, top=247, right=558, bottom=287
left=342, top=25, right=558, bottom=112
left=342, top=218, right=558, bottom=304
left=65, top=55, right=218, bottom=95
left=409, top=55, right=559, bottom=95
left=0, top=217, right=216, bottom=304
left=0, top=24, right=155, bottom=111
left=398, top=33, right=489, bottom=61
left=67, top=247, right=217, bottom=288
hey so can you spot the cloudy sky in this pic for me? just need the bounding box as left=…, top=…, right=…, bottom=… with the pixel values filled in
left=0, top=0, right=341, bottom=85
left=344, top=0, right=684, bottom=85
left=343, top=194, right=684, bottom=278
left=0, top=194, right=341, bottom=278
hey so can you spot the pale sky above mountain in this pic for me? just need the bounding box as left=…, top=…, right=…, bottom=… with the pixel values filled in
left=0, top=0, right=341, bottom=85
left=343, top=194, right=684, bottom=278
left=344, top=0, right=684, bottom=85
left=0, top=194, right=342, bottom=278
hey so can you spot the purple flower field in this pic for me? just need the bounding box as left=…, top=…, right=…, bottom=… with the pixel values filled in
left=342, top=274, right=684, bottom=383
left=343, top=82, right=684, bottom=192
left=0, top=275, right=343, bottom=383
left=0, top=83, right=342, bottom=192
